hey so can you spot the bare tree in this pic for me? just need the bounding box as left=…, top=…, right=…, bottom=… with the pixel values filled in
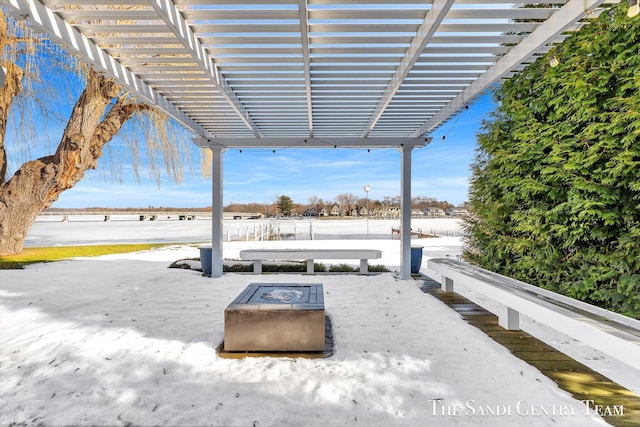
left=383, top=195, right=400, bottom=206
left=308, top=195, right=319, bottom=216
left=412, top=196, right=437, bottom=210
left=335, top=193, right=357, bottom=216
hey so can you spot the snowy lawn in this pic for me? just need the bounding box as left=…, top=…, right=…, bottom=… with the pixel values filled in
left=0, top=245, right=611, bottom=426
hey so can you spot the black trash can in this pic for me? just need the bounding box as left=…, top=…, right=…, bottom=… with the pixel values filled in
left=410, top=246, right=423, bottom=274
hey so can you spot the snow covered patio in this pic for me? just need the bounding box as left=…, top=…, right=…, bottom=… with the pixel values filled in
left=0, top=244, right=624, bottom=426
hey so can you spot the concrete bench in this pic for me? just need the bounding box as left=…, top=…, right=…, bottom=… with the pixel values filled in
left=239, top=248, right=382, bottom=274
left=427, top=258, right=640, bottom=369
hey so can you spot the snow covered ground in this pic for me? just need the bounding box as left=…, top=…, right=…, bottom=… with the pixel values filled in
left=1, top=218, right=638, bottom=426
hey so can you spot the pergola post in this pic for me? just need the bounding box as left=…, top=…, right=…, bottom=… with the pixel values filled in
left=399, top=144, right=413, bottom=279
left=211, top=146, right=225, bottom=278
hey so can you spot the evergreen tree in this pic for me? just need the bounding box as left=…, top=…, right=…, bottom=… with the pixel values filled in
left=277, top=195, right=294, bottom=217
left=465, top=4, right=640, bottom=318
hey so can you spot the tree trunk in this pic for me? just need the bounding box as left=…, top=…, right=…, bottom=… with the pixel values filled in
left=0, top=70, right=144, bottom=255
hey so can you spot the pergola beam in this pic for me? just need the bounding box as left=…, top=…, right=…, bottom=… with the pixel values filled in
left=361, top=0, right=455, bottom=137
left=193, top=137, right=428, bottom=149
left=298, top=0, right=314, bottom=136
left=148, top=0, right=262, bottom=137
left=2, top=0, right=210, bottom=139
left=411, top=0, right=607, bottom=137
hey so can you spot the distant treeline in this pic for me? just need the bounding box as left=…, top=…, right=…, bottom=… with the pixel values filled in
left=46, top=195, right=462, bottom=215
left=225, top=195, right=463, bottom=215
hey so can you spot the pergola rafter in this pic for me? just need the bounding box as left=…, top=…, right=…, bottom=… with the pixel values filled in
left=297, top=0, right=314, bottom=136
left=2, top=0, right=210, bottom=139
left=412, top=0, right=608, bottom=136
left=148, top=0, right=262, bottom=137
left=361, top=0, right=455, bottom=138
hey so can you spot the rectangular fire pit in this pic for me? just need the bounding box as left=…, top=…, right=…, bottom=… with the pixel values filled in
left=224, top=283, right=325, bottom=352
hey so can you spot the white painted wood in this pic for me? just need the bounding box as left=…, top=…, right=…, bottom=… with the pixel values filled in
left=498, top=305, right=520, bottom=331
left=428, top=259, right=640, bottom=369
left=297, top=0, right=313, bottom=136
left=210, top=147, right=224, bottom=278
left=399, top=145, right=413, bottom=279
left=3, top=0, right=210, bottom=138
left=441, top=275, right=454, bottom=292
left=192, top=137, right=428, bottom=149
left=412, top=0, right=607, bottom=136
left=359, top=259, right=368, bottom=274
left=361, top=0, right=455, bottom=137
left=3, top=0, right=606, bottom=140
left=148, top=0, right=261, bottom=137
left=239, top=249, right=382, bottom=274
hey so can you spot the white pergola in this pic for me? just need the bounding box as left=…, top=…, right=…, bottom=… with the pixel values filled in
left=2, top=0, right=611, bottom=278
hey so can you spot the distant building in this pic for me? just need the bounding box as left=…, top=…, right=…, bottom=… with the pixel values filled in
left=223, top=212, right=264, bottom=219
left=302, top=208, right=318, bottom=217
left=446, top=208, right=469, bottom=217
left=330, top=204, right=341, bottom=216
left=373, top=206, right=400, bottom=218
left=423, top=207, right=446, bottom=217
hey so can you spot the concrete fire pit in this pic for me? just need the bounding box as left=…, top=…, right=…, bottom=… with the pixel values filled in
left=224, top=283, right=325, bottom=352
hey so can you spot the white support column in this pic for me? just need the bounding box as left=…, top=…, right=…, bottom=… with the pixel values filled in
left=498, top=306, right=521, bottom=331
left=399, top=145, right=413, bottom=279
left=360, top=259, right=368, bottom=274
left=442, top=275, right=454, bottom=292
left=211, top=146, right=225, bottom=278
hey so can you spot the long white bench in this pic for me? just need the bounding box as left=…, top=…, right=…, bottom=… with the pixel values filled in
left=427, top=258, right=640, bottom=369
left=239, top=248, right=382, bottom=274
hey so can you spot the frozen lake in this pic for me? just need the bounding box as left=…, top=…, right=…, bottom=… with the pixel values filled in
left=28, top=216, right=465, bottom=247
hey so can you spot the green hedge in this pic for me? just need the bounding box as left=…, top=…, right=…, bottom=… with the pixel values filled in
left=465, top=3, right=640, bottom=319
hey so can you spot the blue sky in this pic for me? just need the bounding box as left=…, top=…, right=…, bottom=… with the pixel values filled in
left=5, top=66, right=496, bottom=209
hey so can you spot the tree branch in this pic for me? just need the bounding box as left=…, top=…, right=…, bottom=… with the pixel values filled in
left=0, top=63, right=24, bottom=185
